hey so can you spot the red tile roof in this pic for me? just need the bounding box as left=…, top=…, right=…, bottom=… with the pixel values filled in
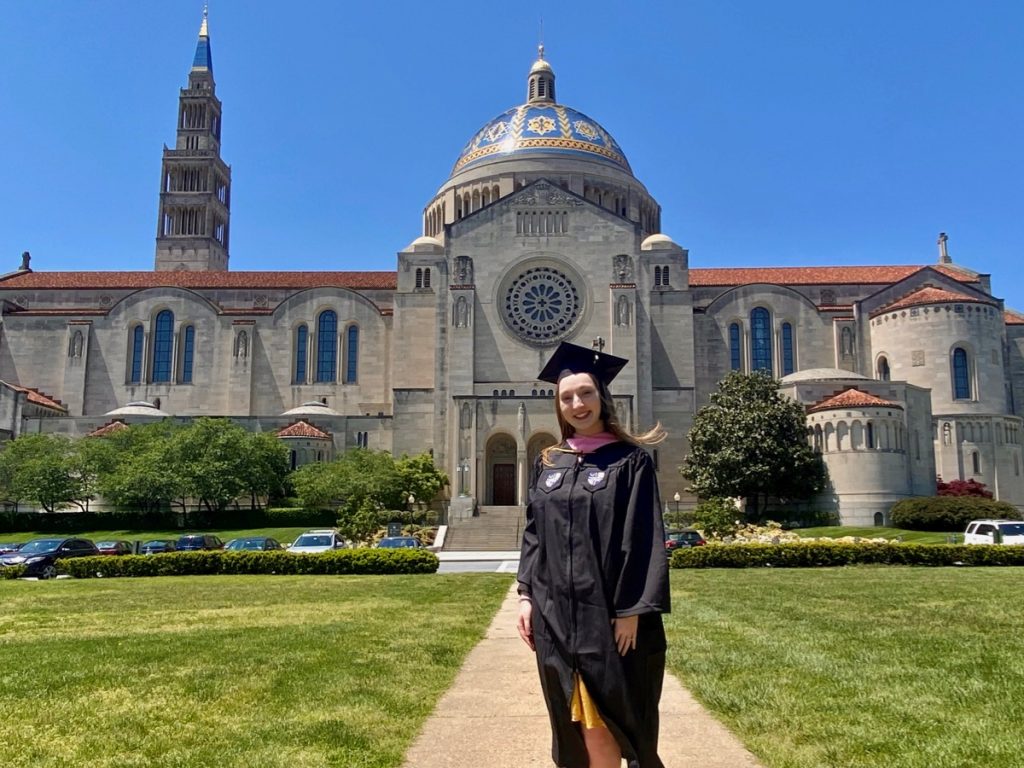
left=0, top=271, right=398, bottom=290
left=873, top=286, right=993, bottom=316
left=3, top=383, right=67, bottom=412
left=86, top=420, right=129, bottom=437
left=1005, top=310, right=1024, bottom=326
left=276, top=420, right=331, bottom=439
left=688, top=264, right=976, bottom=287
left=808, top=388, right=902, bottom=413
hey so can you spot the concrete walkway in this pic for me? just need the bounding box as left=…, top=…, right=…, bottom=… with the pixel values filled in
left=402, top=582, right=764, bottom=768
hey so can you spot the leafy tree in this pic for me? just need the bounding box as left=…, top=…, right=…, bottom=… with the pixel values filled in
left=168, top=418, right=254, bottom=513
left=239, top=431, right=291, bottom=508
left=692, top=497, right=741, bottom=539
left=94, top=421, right=185, bottom=513
left=683, top=371, right=827, bottom=518
left=396, top=453, right=449, bottom=506
left=0, top=434, right=91, bottom=512
left=936, top=478, right=993, bottom=498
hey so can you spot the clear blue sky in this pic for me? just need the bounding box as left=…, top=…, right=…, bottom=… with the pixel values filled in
left=3, top=2, right=1022, bottom=307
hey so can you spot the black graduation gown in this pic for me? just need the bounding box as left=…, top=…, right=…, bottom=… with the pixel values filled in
left=517, top=441, right=670, bottom=768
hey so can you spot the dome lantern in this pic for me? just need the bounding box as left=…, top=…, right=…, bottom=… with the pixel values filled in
left=527, top=44, right=556, bottom=104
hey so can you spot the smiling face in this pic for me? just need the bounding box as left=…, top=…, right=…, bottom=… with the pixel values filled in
left=557, top=372, right=606, bottom=437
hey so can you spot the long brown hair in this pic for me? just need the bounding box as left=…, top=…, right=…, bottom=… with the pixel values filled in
left=540, top=373, right=666, bottom=466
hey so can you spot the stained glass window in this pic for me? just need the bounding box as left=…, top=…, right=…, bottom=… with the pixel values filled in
left=750, top=308, right=773, bottom=374
left=953, top=348, right=970, bottom=399
left=729, top=323, right=741, bottom=371
left=295, top=325, right=308, bottom=383
left=130, top=326, right=144, bottom=384
left=181, top=326, right=195, bottom=383
left=316, top=311, right=337, bottom=382
left=781, top=323, right=794, bottom=376
left=345, top=325, right=359, bottom=384
left=152, top=310, right=174, bottom=383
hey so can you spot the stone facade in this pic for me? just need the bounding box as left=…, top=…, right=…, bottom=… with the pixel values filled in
left=1, top=24, right=1023, bottom=525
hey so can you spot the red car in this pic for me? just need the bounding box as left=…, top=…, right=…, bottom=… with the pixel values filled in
left=665, top=529, right=706, bottom=553
left=95, top=540, right=134, bottom=556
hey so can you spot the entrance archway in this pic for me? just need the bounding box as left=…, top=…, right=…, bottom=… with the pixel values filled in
left=527, top=432, right=558, bottom=482
left=486, top=434, right=517, bottom=505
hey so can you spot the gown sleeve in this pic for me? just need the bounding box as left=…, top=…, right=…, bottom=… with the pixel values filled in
left=612, top=449, right=671, bottom=617
left=517, top=458, right=542, bottom=597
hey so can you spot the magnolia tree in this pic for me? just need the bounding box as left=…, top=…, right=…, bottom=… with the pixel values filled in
left=683, top=371, right=827, bottom=518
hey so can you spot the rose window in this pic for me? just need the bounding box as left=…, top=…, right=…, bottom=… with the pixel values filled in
left=504, top=267, right=581, bottom=344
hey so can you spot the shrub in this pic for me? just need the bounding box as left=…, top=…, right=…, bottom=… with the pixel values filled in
left=692, top=498, right=740, bottom=539
left=262, top=507, right=337, bottom=526
left=671, top=541, right=1024, bottom=568
left=0, top=565, right=26, bottom=579
left=57, top=548, right=439, bottom=578
left=937, top=478, right=993, bottom=498
left=890, top=497, right=1021, bottom=532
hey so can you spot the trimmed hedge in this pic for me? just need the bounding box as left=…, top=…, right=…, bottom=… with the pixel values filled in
left=671, top=541, right=1024, bottom=568
left=57, top=549, right=439, bottom=578
left=890, top=496, right=1021, bottom=532
left=0, top=565, right=26, bottom=579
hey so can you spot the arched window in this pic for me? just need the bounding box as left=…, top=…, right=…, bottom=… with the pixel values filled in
left=877, top=356, right=890, bottom=381
left=953, top=347, right=971, bottom=399
left=972, top=451, right=981, bottom=474
left=654, top=266, right=662, bottom=286
left=181, top=325, right=195, bottom=383
left=316, top=310, right=337, bottom=382
left=344, top=325, right=359, bottom=384
left=750, top=308, right=773, bottom=374
left=130, top=325, right=144, bottom=384
left=662, top=266, right=670, bottom=286
left=415, top=268, right=423, bottom=289
left=866, top=422, right=875, bottom=449
left=781, top=322, right=795, bottom=376
left=729, top=323, right=742, bottom=371
left=295, top=324, right=308, bottom=383
left=152, top=310, right=174, bottom=383
left=423, top=269, right=431, bottom=289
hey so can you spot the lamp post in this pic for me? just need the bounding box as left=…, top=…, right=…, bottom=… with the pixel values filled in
left=407, top=493, right=416, bottom=512
left=673, top=492, right=681, bottom=515
left=457, top=459, right=470, bottom=496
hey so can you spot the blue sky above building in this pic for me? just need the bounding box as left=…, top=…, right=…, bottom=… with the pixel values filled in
left=2, top=1, right=1022, bottom=308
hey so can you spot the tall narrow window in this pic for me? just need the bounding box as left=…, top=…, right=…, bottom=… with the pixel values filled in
left=423, top=269, right=431, bottom=289
left=750, top=308, right=773, bottom=374
left=130, top=326, right=144, bottom=384
left=877, top=356, right=891, bottom=381
left=181, top=326, right=195, bottom=383
left=152, top=310, right=174, bottom=383
left=662, top=266, right=670, bottom=286
left=295, top=325, right=308, bottom=383
left=316, top=310, right=337, bottom=382
left=345, top=325, right=359, bottom=384
left=729, top=323, right=742, bottom=371
left=953, top=347, right=971, bottom=399
left=654, top=266, right=662, bottom=286
left=415, top=268, right=423, bottom=289
left=781, top=323, right=795, bottom=376
left=972, top=451, right=981, bottom=474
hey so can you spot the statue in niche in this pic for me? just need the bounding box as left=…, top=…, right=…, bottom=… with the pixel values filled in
left=68, top=330, right=83, bottom=358
left=235, top=330, right=249, bottom=359
left=460, top=402, right=472, bottom=430
left=840, top=327, right=854, bottom=357
left=616, top=295, right=631, bottom=327
left=454, top=296, right=469, bottom=328
left=455, top=255, right=474, bottom=285
left=613, top=254, right=633, bottom=282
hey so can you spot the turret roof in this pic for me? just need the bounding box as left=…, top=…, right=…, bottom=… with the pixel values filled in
left=808, top=388, right=902, bottom=413
left=872, top=285, right=994, bottom=316
left=276, top=420, right=331, bottom=439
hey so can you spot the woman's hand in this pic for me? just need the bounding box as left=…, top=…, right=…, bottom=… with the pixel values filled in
left=612, top=614, right=638, bottom=656
left=517, top=598, right=535, bottom=651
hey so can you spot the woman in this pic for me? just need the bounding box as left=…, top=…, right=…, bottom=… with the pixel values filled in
left=517, top=341, right=670, bottom=768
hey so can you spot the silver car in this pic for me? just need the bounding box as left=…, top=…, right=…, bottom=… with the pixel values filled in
left=288, top=529, right=347, bottom=554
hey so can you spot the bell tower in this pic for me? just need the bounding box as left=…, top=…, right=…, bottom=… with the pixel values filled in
left=155, top=8, right=231, bottom=271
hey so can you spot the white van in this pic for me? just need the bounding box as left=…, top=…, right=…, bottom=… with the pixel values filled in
left=963, top=520, right=1024, bottom=545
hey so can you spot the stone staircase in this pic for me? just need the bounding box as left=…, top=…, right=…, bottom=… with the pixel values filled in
left=443, top=505, right=526, bottom=551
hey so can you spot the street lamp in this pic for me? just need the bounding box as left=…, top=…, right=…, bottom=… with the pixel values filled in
left=407, top=493, right=416, bottom=511
left=673, top=492, right=681, bottom=514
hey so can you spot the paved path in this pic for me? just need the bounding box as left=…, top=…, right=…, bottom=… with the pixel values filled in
left=402, top=582, right=765, bottom=768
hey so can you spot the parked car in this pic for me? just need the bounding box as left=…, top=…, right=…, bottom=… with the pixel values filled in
left=375, top=536, right=422, bottom=549
left=95, top=540, right=134, bottom=556
left=665, top=529, right=706, bottom=554
left=140, top=539, right=177, bottom=555
left=288, top=529, right=347, bottom=554
left=0, top=537, right=99, bottom=579
left=223, top=537, right=284, bottom=551
left=964, top=520, right=1024, bottom=545
left=175, top=533, right=224, bottom=551
left=0, top=542, right=24, bottom=554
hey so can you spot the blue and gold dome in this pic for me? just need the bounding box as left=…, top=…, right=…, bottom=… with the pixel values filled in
left=452, top=104, right=632, bottom=176
left=451, top=48, right=632, bottom=176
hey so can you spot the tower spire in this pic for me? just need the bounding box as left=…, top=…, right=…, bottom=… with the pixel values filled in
left=155, top=9, right=231, bottom=271
left=527, top=42, right=556, bottom=104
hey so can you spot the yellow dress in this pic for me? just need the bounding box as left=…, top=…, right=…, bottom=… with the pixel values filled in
left=569, top=672, right=606, bottom=729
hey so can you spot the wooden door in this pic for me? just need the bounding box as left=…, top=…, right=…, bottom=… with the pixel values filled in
left=492, top=463, right=516, bottom=505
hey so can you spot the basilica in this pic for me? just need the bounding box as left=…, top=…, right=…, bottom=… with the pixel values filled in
left=2, top=16, right=1023, bottom=530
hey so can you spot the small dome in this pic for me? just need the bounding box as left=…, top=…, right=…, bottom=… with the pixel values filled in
left=641, top=233, right=678, bottom=250
left=281, top=401, right=341, bottom=417
left=452, top=103, right=631, bottom=176
left=105, top=401, right=170, bottom=417
left=405, top=235, right=444, bottom=253
left=779, top=368, right=869, bottom=384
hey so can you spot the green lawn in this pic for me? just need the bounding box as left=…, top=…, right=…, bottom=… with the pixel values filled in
left=794, top=525, right=958, bottom=544
left=665, top=568, right=1024, bottom=768
left=0, top=574, right=510, bottom=768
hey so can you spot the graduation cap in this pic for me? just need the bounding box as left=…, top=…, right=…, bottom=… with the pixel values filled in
left=537, top=341, right=629, bottom=385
